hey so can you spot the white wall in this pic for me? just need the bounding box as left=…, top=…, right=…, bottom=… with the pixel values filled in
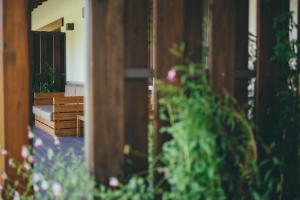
left=31, top=0, right=84, bottom=82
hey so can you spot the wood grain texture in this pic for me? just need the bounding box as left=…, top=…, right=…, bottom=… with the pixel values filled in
left=0, top=0, right=30, bottom=185
left=208, top=0, right=236, bottom=95
left=124, top=0, right=149, bottom=172
left=37, top=17, right=64, bottom=32
left=86, top=0, right=125, bottom=181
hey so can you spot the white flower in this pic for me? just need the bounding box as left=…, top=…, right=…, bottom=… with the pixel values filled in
left=109, top=177, right=119, bottom=188
left=1, top=149, right=8, bottom=156
left=1, top=172, right=7, bottom=180
left=34, top=184, right=39, bottom=192
left=52, top=182, right=62, bottom=197
left=28, top=155, right=34, bottom=163
left=41, top=180, right=49, bottom=190
left=34, top=138, right=43, bottom=148
left=21, top=146, right=29, bottom=159
left=13, top=191, right=20, bottom=200
left=28, top=130, right=34, bottom=140
left=8, top=159, right=15, bottom=167
left=33, top=173, right=41, bottom=183
left=54, top=136, right=60, bottom=146
left=24, top=163, right=31, bottom=171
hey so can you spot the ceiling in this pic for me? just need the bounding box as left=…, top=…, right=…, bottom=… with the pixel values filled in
left=30, top=0, right=48, bottom=11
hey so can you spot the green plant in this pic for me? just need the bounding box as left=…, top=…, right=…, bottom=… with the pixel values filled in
left=33, top=64, right=58, bottom=93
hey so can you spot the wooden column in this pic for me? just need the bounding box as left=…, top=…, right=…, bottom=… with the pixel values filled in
left=256, top=0, right=290, bottom=199
left=86, top=0, right=125, bottom=181
left=124, top=0, right=149, bottom=172
left=208, top=0, right=237, bottom=95
left=86, top=0, right=149, bottom=180
left=152, top=0, right=203, bottom=153
left=0, top=0, right=30, bottom=181
left=234, top=0, right=250, bottom=105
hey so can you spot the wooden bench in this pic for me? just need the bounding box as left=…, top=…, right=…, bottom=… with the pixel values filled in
left=33, top=84, right=84, bottom=137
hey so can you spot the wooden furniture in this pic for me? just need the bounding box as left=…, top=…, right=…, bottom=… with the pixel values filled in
left=77, top=115, right=85, bottom=137
left=33, top=83, right=84, bottom=136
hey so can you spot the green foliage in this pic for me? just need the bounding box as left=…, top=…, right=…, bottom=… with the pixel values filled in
left=34, top=64, right=58, bottom=93
left=157, top=51, right=258, bottom=199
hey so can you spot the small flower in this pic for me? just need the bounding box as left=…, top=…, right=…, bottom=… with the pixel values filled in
left=28, top=155, right=34, bottom=163
left=13, top=191, right=20, bottom=200
left=41, top=180, right=49, bottom=190
left=34, top=138, right=43, bottom=148
left=1, top=172, right=7, bottom=180
left=28, top=130, right=34, bottom=140
left=1, top=149, right=8, bottom=156
left=109, top=177, right=119, bottom=188
left=24, top=163, right=31, bottom=171
left=33, top=173, right=41, bottom=183
left=34, top=184, right=39, bottom=192
left=8, top=158, right=15, bottom=167
left=21, top=146, right=29, bottom=159
left=53, top=136, right=60, bottom=146
left=52, top=182, right=62, bottom=197
left=167, top=68, right=177, bottom=83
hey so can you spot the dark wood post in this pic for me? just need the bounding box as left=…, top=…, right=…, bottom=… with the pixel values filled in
left=0, top=0, right=30, bottom=183
left=152, top=0, right=203, bottom=153
left=124, top=0, right=149, bottom=172
left=86, top=0, right=125, bottom=181
left=86, top=0, right=149, bottom=180
left=256, top=0, right=290, bottom=199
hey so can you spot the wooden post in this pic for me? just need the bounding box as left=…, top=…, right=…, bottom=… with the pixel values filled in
left=0, top=0, right=30, bottom=183
left=86, top=0, right=125, bottom=181
left=152, top=0, right=203, bottom=153
left=234, top=0, right=250, bottom=105
left=256, top=0, right=290, bottom=199
left=208, top=0, right=237, bottom=95
left=124, top=0, right=149, bottom=172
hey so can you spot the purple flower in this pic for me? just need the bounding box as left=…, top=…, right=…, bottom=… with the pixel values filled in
left=167, top=68, right=177, bottom=83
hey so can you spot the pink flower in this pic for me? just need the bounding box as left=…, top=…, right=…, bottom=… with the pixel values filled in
left=34, top=138, right=43, bottom=148
left=28, top=131, right=34, bottom=140
left=28, top=155, right=34, bottom=163
left=109, top=177, right=119, bottom=188
left=8, top=159, right=15, bottom=167
left=24, top=163, right=31, bottom=171
left=52, top=182, right=62, bottom=197
left=1, top=149, right=8, bottom=156
left=1, top=172, right=7, bottom=180
left=167, top=68, right=177, bottom=83
left=21, top=146, right=29, bottom=159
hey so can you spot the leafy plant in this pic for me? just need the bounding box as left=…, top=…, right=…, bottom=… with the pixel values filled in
left=33, top=64, right=58, bottom=93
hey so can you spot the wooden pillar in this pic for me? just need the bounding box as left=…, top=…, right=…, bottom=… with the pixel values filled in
left=256, top=0, right=290, bottom=199
left=0, top=0, right=30, bottom=182
left=152, top=0, right=203, bottom=153
left=208, top=0, right=237, bottom=95
left=234, top=0, right=250, bottom=105
left=124, top=0, right=149, bottom=172
left=86, top=0, right=125, bottom=181
left=86, top=0, right=149, bottom=180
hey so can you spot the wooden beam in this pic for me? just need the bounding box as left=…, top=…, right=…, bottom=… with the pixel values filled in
left=86, top=0, right=125, bottom=181
left=0, top=0, right=30, bottom=185
left=208, top=0, right=236, bottom=95
left=36, top=18, right=64, bottom=32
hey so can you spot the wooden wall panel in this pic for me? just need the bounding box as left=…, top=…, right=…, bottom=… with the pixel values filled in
left=86, top=0, right=125, bottom=181
left=0, top=0, right=30, bottom=182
